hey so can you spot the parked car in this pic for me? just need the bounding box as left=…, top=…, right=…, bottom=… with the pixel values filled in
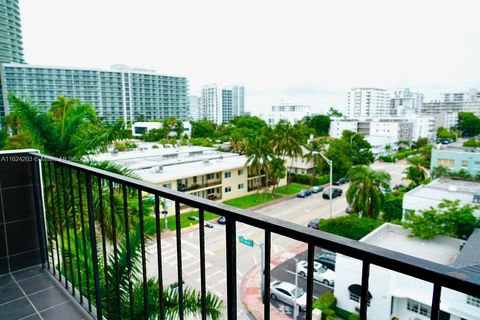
left=296, top=260, right=335, bottom=286
left=332, top=177, right=346, bottom=185
left=393, top=183, right=404, bottom=190
left=346, top=206, right=354, bottom=214
left=307, top=218, right=320, bottom=229
left=217, top=216, right=226, bottom=225
left=310, top=185, right=324, bottom=193
left=322, top=188, right=342, bottom=199
left=270, top=281, right=307, bottom=311
left=297, top=189, right=312, bottom=198
left=314, top=250, right=337, bottom=271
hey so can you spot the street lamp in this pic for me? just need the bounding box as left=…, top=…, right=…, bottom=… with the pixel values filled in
left=313, top=151, right=333, bottom=218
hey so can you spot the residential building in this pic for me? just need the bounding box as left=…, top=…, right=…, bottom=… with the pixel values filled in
left=433, top=111, right=458, bottom=130
left=285, top=146, right=315, bottom=175
left=334, top=223, right=480, bottom=320
left=430, top=145, right=480, bottom=177
left=365, top=136, right=397, bottom=158
left=346, top=88, right=391, bottom=118
left=131, top=121, right=192, bottom=137
left=420, top=101, right=463, bottom=115
left=0, top=0, right=24, bottom=64
left=412, top=116, right=436, bottom=142
left=0, top=64, right=189, bottom=124
left=92, top=145, right=284, bottom=210
left=403, top=177, right=480, bottom=218
left=189, top=95, right=202, bottom=121
left=201, top=84, right=245, bottom=124
left=330, top=118, right=414, bottom=142
left=260, top=104, right=312, bottom=126
left=443, top=88, right=480, bottom=103
left=329, top=119, right=358, bottom=139
left=391, top=88, right=423, bottom=116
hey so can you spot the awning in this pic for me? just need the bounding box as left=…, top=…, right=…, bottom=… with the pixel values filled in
left=348, top=284, right=372, bottom=300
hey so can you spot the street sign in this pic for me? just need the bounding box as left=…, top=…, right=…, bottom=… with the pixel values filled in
left=239, top=236, right=254, bottom=247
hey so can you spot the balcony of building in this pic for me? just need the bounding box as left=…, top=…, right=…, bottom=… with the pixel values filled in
left=0, top=150, right=479, bottom=320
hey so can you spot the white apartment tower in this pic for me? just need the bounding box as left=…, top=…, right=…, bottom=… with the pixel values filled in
left=201, top=84, right=245, bottom=124
left=391, top=88, right=424, bottom=116
left=346, top=88, right=391, bottom=118
left=189, top=95, right=202, bottom=121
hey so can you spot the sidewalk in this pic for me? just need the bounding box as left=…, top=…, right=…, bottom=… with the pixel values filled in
left=240, top=242, right=308, bottom=319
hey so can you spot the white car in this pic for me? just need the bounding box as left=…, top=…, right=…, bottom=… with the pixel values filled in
left=270, top=281, right=307, bottom=311
left=296, top=260, right=335, bottom=286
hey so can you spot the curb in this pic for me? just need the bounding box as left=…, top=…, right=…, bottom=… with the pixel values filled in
left=240, top=242, right=308, bottom=319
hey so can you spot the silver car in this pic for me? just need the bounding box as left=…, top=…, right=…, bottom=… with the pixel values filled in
left=270, top=281, right=307, bottom=311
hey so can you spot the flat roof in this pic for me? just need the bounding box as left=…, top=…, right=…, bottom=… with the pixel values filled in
left=361, top=224, right=463, bottom=266
left=433, top=145, right=480, bottom=154
left=405, top=177, right=480, bottom=203
left=90, top=145, right=248, bottom=184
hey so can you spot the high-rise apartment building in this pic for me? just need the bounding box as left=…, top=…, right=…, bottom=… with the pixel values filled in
left=189, top=95, right=202, bottom=121
left=0, top=0, right=24, bottom=64
left=0, top=64, right=189, bottom=123
left=443, top=89, right=480, bottom=103
left=346, top=88, right=391, bottom=118
left=391, top=88, right=423, bottom=116
left=201, top=84, right=244, bottom=124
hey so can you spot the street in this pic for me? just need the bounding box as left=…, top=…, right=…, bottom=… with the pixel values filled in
left=143, top=160, right=408, bottom=319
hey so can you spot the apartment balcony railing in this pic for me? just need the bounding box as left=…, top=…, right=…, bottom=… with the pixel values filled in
left=1, top=150, right=480, bottom=320
left=179, top=180, right=222, bottom=192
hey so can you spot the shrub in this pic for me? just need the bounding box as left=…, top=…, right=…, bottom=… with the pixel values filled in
left=379, top=156, right=395, bottom=163
left=463, top=138, right=480, bottom=147
left=152, top=144, right=159, bottom=149
left=319, top=215, right=383, bottom=240
left=290, top=173, right=329, bottom=186
left=313, top=291, right=336, bottom=311
left=382, top=194, right=403, bottom=222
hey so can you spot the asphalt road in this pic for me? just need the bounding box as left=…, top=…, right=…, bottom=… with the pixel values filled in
left=142, top=160, right=408, bottom=319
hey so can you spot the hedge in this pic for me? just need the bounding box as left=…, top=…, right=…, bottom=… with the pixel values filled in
left=379, top=156, right=395, bottom=163
left=318, top=215, right=383, bottom=240
left=290, top=173, right=329, bottom=186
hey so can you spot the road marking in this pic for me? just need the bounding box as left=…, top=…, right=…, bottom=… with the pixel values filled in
left=252, top=253, right=258, bottom=265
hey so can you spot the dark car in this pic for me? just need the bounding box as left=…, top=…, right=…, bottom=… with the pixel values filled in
left=314, top=250, right=336, bottom=271
left=297, top=189, right=312, bottom=198
left=307, top=218, right=320, bottom=229
left=322, top=188, right=342, bottom=199
left=346, top=206, right=354, bottom=214
left=332, top=177, right=346, bottom=185
left=310, top=185, right=324, bottom=193
left=393, top=183, right=404, bottom=190
left=217, top=216, right=226, bottom=225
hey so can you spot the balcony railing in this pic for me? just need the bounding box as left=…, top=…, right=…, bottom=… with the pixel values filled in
left=179, top=180, right=222, bottom=192
left=4, top=151, right=480, bottom=320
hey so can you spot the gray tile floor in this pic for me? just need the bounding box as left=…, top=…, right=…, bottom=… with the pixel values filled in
left=0, top=266, right=92, bottom=320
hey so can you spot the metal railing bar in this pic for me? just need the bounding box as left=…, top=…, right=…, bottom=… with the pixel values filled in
left=263, top=231, right=271, bottom=320
left=122, top=184, right=134, bottom=319
left=199, top=208, right=207, bottom=320
left=306, top=244, right=314, bottom=320
left=109, top=180, right=121, bottom=319
left=54, top=162, right=67, bottom=285
left=46, top=161, right=57, bottom=275
left=225, top=215, right=237, bottom=320
left=137, top=189, right=148, bottom=319
left=61, top=167, right=75, bottom=293
left=175, top=200, right=185, bottom=320
left=85, top=173, right=103, bottom=319
left=77, top=170, right=91, bottom=310
left=359, top=261, right=370, bottom=320
left=154, top=195, right=165, bottom=320
left=68, top=168, right=82, bottom=300
left=430, top=284, right=442, bottom=320
left=31, top=159, right=48, bottom=269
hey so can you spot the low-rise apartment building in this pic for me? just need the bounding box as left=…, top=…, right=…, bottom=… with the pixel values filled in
left=334, top=223, right=480, bottom=320
left=431, top=145, right=480, bottom=177
left=131, top=121, right=192, bottom=137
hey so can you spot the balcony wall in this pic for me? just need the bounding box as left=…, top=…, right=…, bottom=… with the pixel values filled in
left=0, top=150, right=45, bottom=274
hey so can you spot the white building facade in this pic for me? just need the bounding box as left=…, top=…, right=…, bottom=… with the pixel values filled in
left=200, top=84, right=245, bottom=124
left=189, top=95, right=202, bottom=121
left=260, top=104, right=312, bottom=126
left=346, top=88, right=391, bottom=118
left=391, top=88, right=424, bottom=116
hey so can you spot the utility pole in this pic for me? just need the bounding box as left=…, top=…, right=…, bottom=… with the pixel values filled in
left=313, top=151, right=333, bottom=218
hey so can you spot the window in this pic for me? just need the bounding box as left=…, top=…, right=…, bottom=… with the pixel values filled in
left=224, top=186, right=231, bottom=193
left=224, top=171, right=231, bottom=178
left=437, top=159, right=455, bottom=168
left=193, top=176, right=197, bottom=183
left=349, top=293, right=360, bottom=303
left=462, top=160, right=469, bottom=168
left=238, top=183, right=244, bottom=190
left=206, top=173, right=214, bottom=180
left=467, top=295, right=480, bottom=307
left=407, top=299, right=431, bottom=317
left=238, top=169, right=243, bottom=176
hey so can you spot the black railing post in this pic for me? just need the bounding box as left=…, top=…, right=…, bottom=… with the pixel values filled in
left=137, top=189, right=148, bottom=320
left=30, top=156, right=48, bottom=269
left=175, top=200, right=185, bottom=320
left=263, top=231, right=271, bottom=320
left=154, top=195, right=165, bottom=320
left=431, top=284, right=442, bottom=320
left=199, top=208, right=207, bottom=320
left=360, top=261, right=371, bottom=320
left=306, top=244, right=315, bottom=320
left=86, top=174, right=103, bottom=319
left=225, top=215, right=237, bottom=320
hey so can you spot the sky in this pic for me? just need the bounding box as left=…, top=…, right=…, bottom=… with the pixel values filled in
left=19, top=0, right=480, bottom=115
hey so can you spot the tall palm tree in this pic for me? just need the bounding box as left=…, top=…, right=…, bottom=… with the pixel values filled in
left=272, top=120, right=303, bottom=190
left=245, top=129, right=273, bottom=199
left=404, top=155, right=429, bottom=185
left=346, top=166, right=391, bottom=218
left=305, top=140, right=327, bottom=186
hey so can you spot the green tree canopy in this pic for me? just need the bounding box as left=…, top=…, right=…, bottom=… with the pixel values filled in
left=302, top=115, right=331, bottom=136
left=403, top=199, right=479, bottom=240
left=327, top=107, right=343, bottom=118
left=340, top=130, right=374, bottom=166
left=437, top=127, right=456, bottom=140
left=458, top=112, right=480, bottom=137
left=323, top=139, right=353, bottom=178
left=404, top=155, right=429, bottom=186
left=191, top=120, right=217, bottom=138
left=231, top=115, right=267, bottom=131
left=318, top=215, right=383, bottom=240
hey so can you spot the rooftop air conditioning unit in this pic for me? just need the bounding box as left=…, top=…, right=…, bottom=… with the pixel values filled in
left=473, top=194, right=480, bottom=204
left=155, top=166, right=163, bottom=173
left=203, top=160, right=210, bottom=166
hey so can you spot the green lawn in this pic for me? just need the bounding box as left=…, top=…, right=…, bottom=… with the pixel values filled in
left=276, top=183, right=310, bottom=195
left=160, top=182, right=310, bottom=231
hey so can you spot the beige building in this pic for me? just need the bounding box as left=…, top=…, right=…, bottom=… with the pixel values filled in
left=93, top=144, right=286, bottom=213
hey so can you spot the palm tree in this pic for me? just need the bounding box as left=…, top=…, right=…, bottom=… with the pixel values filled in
left=404, top=155, right=429, bottom=185
left=346, top=166, right=391, bottom=218
left=61, top=220, right=223, bottom=319
left=384, top=144, right=392, bottom=155
left=245, top=129, right=273, bottom=199
left=272, top=120, right=303, bottom=190
left=305, top=140, right=327, bottom=186
left=431, top=166, right=449, bottom=179
left=10, top=94, right=113, bottom=158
